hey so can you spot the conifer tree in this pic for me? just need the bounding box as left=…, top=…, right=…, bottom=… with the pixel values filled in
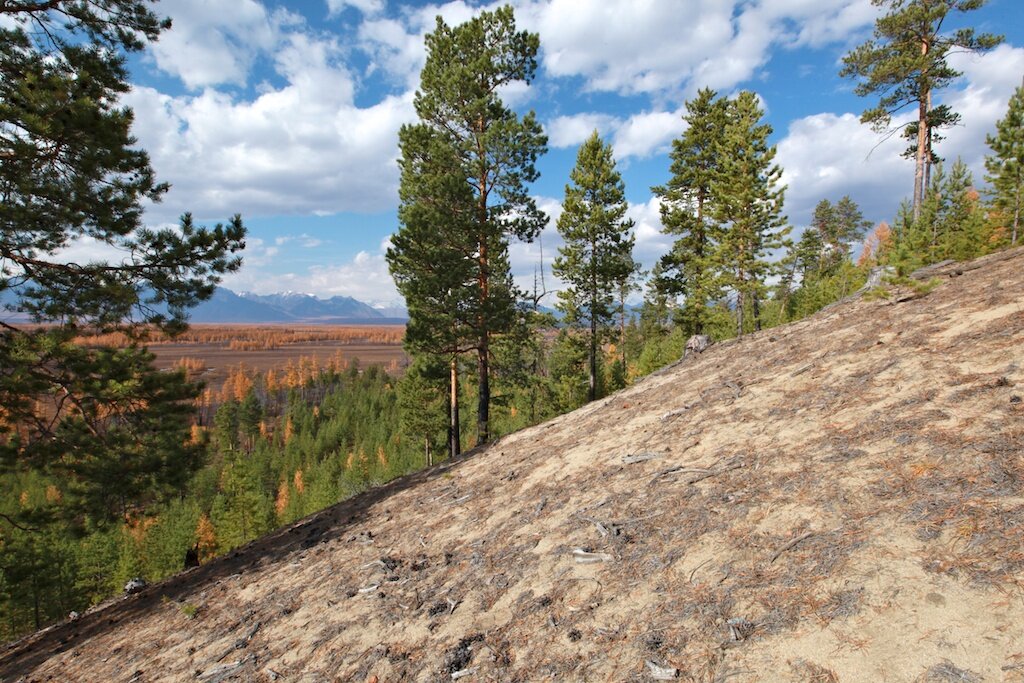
left=985, top=81, right=1024, bottom=246
left=712, top=92, right=789, bottom=336
left=0, top=2, right=245, bottom=528
left=840, top=0, right=1001, bottom=219
left=387, top=123, right=476, bottom=458
left=653, top=88, right=729, bottom=336
left=553, top=131, right=637, bottom=403
left=402, top=6, right=547, bottom=446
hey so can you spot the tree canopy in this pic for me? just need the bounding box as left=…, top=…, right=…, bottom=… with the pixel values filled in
left=0, top=0, right=246, bottom=528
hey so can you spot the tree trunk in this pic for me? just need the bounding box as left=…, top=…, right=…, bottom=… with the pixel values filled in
left=449, top=357, right=460, bottom=458
left=924, top=89, right=933, bottom=192
left=477, top=343, right=489, bottom=445
left=589, top=313, right=597, bottom=403
left=752, top=291, right=762, bottom=332
left=913, top=40, right=930, bottom=222
left=735, top=288, right=745, bottom=337
left=1014, top=184, right=1020, bottom=246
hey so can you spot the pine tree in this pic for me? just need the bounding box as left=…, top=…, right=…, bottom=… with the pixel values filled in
left=840, top=0, right=1002, bottom=219
left=553, top=132, right=637, bottom=403
left=652, top=88, right=729, bottom=336
left=408, top=6, right=547, bottom=446
left=712, top=92, right=790, bottom=336
left=985, top=80, right=1024, bottom=247
left=388, top=123, right=477, bottom=458
left=0, top=2, right=245, bottom=529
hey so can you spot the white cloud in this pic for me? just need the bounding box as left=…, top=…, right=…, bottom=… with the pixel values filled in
left=127, top=28, right=416, bottom=220
left=516, top=0, right=876, bottom=99
left=327, top=0, right=385, bottom=17
left=545, top=112, right=619, bottom=148
left=612, top=109, right=682, bottom=159
left=547, top=108, right=684, bottom=160
left=148, top=0, right=289, bottom=89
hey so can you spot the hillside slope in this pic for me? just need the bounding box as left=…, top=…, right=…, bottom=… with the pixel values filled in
left=3, top=249, right=1023, bottom=682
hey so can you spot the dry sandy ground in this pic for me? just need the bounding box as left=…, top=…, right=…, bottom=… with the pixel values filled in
left=2, top=248, right=1023, bottom=682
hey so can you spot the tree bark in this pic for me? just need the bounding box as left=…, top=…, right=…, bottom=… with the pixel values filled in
left=913, top=38, right=930, bottom=222
left=449, top=357, right=460, bottom=458
left=1014, top=184, right=1020, bottom=246
left=477, top=343, right=489, bottom=445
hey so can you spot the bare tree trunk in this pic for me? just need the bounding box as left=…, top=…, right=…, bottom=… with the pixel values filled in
left=924, top=88, right=933, bottom=192
left=913, top=40, right=930, bottom=222
left=752, top=291, right=762, bottom=332
left=449, top=358, right=460, bottom=458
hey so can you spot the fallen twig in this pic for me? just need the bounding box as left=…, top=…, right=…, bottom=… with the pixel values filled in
left=769, top=532, right=816, bottom=564
left=688, top=558, right=712, bottom=584
left=622, top=452, right=664, bottom=464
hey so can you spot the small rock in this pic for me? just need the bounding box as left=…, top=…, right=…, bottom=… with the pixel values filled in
left=646, top=660, right=679, bottom=680
left=124, top=577, right=147, bottom=595
left=684, top=334, right=712, bottom=357
left=68, top=611, right=80, bottom=622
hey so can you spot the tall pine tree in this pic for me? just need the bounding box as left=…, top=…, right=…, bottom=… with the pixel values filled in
left=840, top=0, right=1001, bottom=219
left=713, top=92, right=789, bottom=336
left=387, top=124, right=477, bottom=458
left=553, top=131, right=637, bottom=403
left=406, top=6, right=547, bottom=446
left=652, top=88, right=729, bottom=336
left=985, top=80, right=1024, bottom=247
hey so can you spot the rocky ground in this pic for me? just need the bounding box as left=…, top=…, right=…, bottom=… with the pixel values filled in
left=2, top=248, right=1023, bottom=682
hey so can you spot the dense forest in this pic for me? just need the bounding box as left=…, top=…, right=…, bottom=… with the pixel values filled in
left=1, top=0, right=1022, bottom=639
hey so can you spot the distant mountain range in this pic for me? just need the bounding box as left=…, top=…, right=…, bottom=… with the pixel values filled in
left=193, top=289, right=408, bottom=324
left=0, top=286, right=408, bottom=324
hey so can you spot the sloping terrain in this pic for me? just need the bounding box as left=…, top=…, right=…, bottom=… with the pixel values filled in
left=2, top=249, right=1023, bottom=682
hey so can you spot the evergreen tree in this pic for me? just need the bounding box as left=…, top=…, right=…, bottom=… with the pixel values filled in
left=840, top=0, right=1001, bottom=219
left=0, top=2, right=245, bottom=529
left=409, top=6, right=547, bottom=445
left=388, top=124, right=477, bottom=458
left=712, top=92, right=790, bottom=336
left=397, top=356, right=448, bottom=467
left=553, top=131, right=637, bottom=403
left=653, top=88, right=729, bottom=336
left=985, top=80, right=1024, bottom=246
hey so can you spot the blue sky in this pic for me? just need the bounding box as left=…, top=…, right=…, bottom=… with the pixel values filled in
left=99, top=0, right=1024, bottom=306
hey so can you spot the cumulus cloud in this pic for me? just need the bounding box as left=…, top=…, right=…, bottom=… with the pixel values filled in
left=545, top=113, right=619, bottom=148
left=546, top=108, right=684, bottom=160
left=326, top=0, right=385, bottom=17
left=515, top=0, right=877, bottom=98
left=148, top=0, right=288, bottom=89
left=127, top=28, right=415, bottom=221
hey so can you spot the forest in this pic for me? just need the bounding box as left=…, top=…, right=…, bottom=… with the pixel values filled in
left=1, top=0, right=1022, bottom=639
